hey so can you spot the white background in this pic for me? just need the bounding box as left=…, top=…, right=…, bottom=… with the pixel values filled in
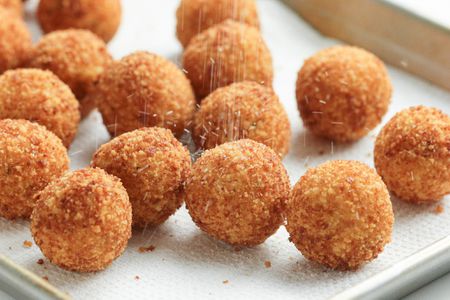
left=1, top=0, right=449, bottom=299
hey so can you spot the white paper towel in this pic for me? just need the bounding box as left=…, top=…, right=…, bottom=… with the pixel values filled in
left=1, top=0, right=450, bottom=299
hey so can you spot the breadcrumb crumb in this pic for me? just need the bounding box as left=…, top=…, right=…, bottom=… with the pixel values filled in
left=37, top=259, right=44, bottom=265
left=264, top=261, right=272, bottom=268
left=435, top=205, right=444, bottom=214
left=23, top=240, right=32, bottom=248
left=138, top=245, right=155, bottom=253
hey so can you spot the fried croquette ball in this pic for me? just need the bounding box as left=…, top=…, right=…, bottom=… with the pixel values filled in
left=92, top=127, right=191, bottom=228
left=0, top=9, right=32, bottom=74
left=185, top=139, right=290, bottom=246
left=296, top=46, right=392, bottom=142
left=31, top=168, right=132, bottom=272
left=37, top=0, right=121, bottom=43
left=27, top=29, right=112, bottom=114
left=93, top=51, right=196, bottom=137
left=286, top=160, right=394, bottom=270
left=0, top=119, right=69, bottom=220
left=183, top=20, right=273, bottom=100
left=194, top=81, right=291, bottom=157
left=375, top=106, right=450, bottom=203
left=176, top=0, right=259, bottom=48
left=0, top=0, right=22, bottom=16
left=0, top=69, right=80, bottom=147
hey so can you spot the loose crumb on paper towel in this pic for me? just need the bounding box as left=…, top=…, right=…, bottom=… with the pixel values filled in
left=135, top=275, right=140, bottom=280
left=23, top=240, right=32, bottom=248
left=37, top=259, right=44, bottom=265
left=223, top=280, right=229, bottom=284
left=138, top=245, right=155, bottom=253
left=42, top=276, right=49, bottom=281
left=434, top=204, right=444, bottom=214
left=264, top=260, right=272, bottom=268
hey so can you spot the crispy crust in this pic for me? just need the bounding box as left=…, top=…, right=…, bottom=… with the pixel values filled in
left=0, top=119, right=69, bottom=219
left=0, top=69, right=80, bottom=147
left=296, top=46, right=392, bottom=142
left=185, top=139, right=290, bottom=246
left=193, top=81, right=291, bottom=157
left=176, top=0, right=259, bottom=48
left=286, top=160, right=394, bottom=270
left=374, top=106, right=450, bottom=203
left=92, top=127, right=191, bottom=228
left=31, top=168, right=132, bottom=272
left=93, top=51, right=196, bottom=137
left=27, top=29, right=112, bottom=115
left=37, top=0, right=121, bottom=42
left=182, top=20, right=273, bottom=100
left=0, top=8, right=32, bottom=74
left=0, top=0, right=21, bottom=16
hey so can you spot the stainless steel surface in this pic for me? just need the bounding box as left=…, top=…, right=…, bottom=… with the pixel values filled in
left=281, top=0, right=450, bottom=91
left=330, top=236, right=450, bottom=300
left=0, top=255, right=69, bottom=300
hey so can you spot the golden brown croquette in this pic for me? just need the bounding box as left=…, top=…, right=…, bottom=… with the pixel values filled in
left=296, top=46, right=392, bottom=142
left=0, top=69, right=80, bottom=147
left=193, top=81, right=291, bottom=157
left=27, top=29, right=112, bottom=115
left=91, top=127, right=191, bottom=228
left=37, top=0, right=121, bottom=43
left=31, top=168, right=132, bottom=272
left=0, top=8, right=32, bottom=74
left=286, top=160, right=394, bottom=270
left=185, top=139, right=290, bottom=246
left=93, top=51, right=196, bottom=138
left=0, top=0, right=22, bottom=16
left=0, top=119, right=69, bottom=219
left=182, top=20, right=273, bottom=100
left=176, top=0, right=259, bottom=48
left=375, top=106, right=450, bottom=203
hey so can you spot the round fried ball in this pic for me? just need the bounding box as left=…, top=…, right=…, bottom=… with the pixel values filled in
left=185, top=139, right=290, bottom=246
left=375, top=106, right=450, bottom=203
left=27, top=29, right=112, bottom=115
left=183, top=20, right=273, bottom=100
left=31, top=168, right=132, bottom=272
left=286, top=160, right=394, bottom=270
left=92, top=127, right=191, bottom=228
left=0, top=0, right=22, bottom=16
left=194, top=81, right=291, bottom=157
left=37, top=0, right=121, bottom=43
left=93, top=51, right=195, bottom=138
left=0, top=119, right=69, bottom=220
left=296, top=46, right=392, bottom=142
left=0, top=8, right=32, bottom=74
left=176, top=0, right=259, bottom=48
left=0, top=69, right=80, bottom=147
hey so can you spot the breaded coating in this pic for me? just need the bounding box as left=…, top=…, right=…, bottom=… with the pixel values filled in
left=27, top=29, right=112, bottom=115
left=31, top=168, right=132, bottom=272
left=37, top=0, right=121, bottom=42
left=0, top=119, right=69, bottom=219
left=176, top=0, right=259, bottom=48
left=193, top=81, right=291, bottom=157
left=0, top=8, right=32, bottom=74
left=0, top=69, right=80, bottom=147
left=286, top=160, right=394, bottom=270
left=93, top=51, right=196, bottom=137
left=182, top=20, right=273, bottom=100
left=92, top=127, right=191, bottom=228
left=0, top=0, right=22, bottom=16
left=185, top=139, right=290, bottom=246
left=296, top=46, right=392, bottom=142
left=375, top=106, right=450, bottom=203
